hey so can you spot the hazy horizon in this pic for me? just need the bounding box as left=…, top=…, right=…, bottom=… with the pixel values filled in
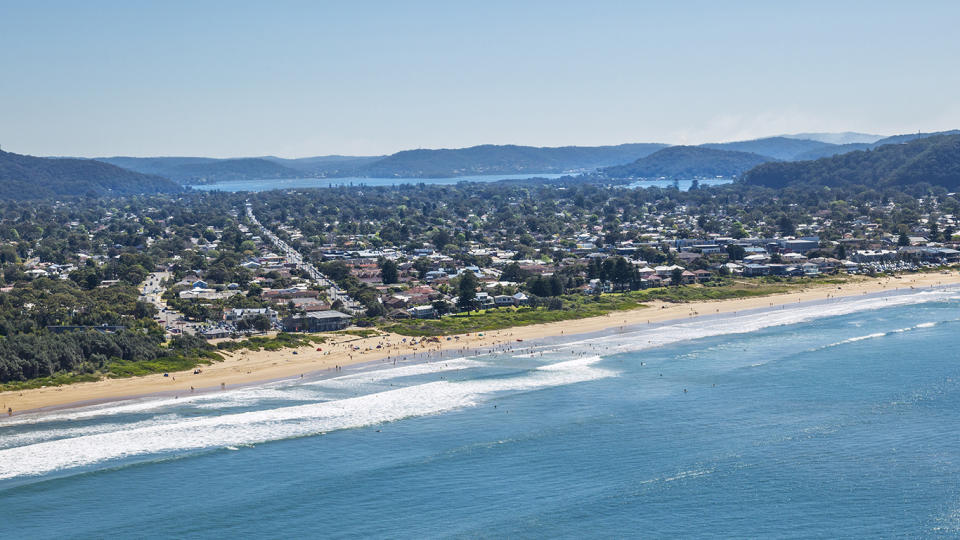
left=2, top=1, right=958, bottom=158
left=21, top=131, right=893, bottom=160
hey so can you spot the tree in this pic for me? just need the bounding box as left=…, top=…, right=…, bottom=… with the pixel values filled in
left=898, top=232, right=910, bottom=247
left=549, top=274, right=564, bottom=296
left=251, top=314, right=272, bottom=332
left=500, top=262, right=528, bottom=283
left=379, top=258, right=398, bottom=284
left=432, top=229, right=452, bottom=250
left=412, top=257, right=432, bottom=279
left=529, top=275, right=551, bottom=297
left=777, top=215, right=795, bottom=236
left=835, top=244, right=847, bottom=260
left=670, top=267, right=684, bottom=287
left=432, top=299, right=451, bottom=316
left=457, top=271, right=478, bottom=311
left=613, top=257, right=632, bottom=288
left=726, top=244, right=746, bottom=261
left=944, top=225, right=955, bottom=243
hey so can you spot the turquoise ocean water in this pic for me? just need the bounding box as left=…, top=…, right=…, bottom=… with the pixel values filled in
left=2, top=287, right=960, bottom=538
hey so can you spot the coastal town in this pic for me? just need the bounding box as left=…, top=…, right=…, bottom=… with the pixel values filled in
left=3, top=181, right=960, bottom=347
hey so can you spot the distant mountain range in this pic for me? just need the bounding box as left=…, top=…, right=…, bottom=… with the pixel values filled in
left=0, top=150, right=180, bottom=199
left=789, top=130, right=960, bottom=161
left=352, top=143, right=669, bottom=178
left=781, top=132, right=885, bottom=145
left=601, top=146, right=772, bottom=179
left=95, top=143, right=669, bottom=182
left=700, top=137, right=834, bottom=161
left=96, top=156, right=310, bottom=184
left=5, top=130, right=960, bottom=199
left=601, top=130, right=960, bottom=181
left=743, top=133, right=960, bottom=189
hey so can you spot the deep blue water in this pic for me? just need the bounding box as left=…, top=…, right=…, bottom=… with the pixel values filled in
left=3, top=288, right=960, bottom=538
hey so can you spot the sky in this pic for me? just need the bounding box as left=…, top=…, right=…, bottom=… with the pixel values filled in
left=1, top=0, right=959, bottom=158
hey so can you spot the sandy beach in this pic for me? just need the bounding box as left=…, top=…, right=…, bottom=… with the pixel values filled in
left=4, top=271, right=959, bottom=416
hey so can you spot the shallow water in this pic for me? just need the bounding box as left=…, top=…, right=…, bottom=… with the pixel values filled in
left=3, top=288, right=959, bottom=538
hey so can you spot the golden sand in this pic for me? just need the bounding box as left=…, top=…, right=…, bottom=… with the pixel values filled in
left=3, top=272, right=958, bottom=415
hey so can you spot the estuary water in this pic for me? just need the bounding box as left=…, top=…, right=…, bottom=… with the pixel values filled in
left=190, top=174, right=567, bottom=192
left=189, top=175, right=732, bottom=192
left=2, top=288, right=960, bottom=538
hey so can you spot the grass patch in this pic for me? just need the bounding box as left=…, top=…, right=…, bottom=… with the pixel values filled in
left=383, top=275, right=863, bottom=337
left=0, top=372, right=102, bottom=392
left=384, top=294, right=647, bottom=336
left=216, top=332, right=327, bottom=352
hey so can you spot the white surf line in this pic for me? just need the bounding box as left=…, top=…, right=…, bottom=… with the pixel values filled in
left=0, top=357, right=613, bottom=480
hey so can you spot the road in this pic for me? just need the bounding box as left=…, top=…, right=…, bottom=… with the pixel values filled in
left=245, top=203, right=361, bottom=313
left=139, top=271, right=194, bottom=335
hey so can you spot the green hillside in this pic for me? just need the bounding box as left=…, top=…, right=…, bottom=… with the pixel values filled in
left=602, top=146, right=774, bottom=179
left=0, top=150, right=181, bottom=199
left=701, top=136, right=834, bottom=161
left=743, top=133, right=960, bottom=189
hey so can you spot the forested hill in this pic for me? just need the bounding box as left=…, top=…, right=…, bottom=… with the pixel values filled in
left=260, top=155, right=383, bottom=176
left=742, top=133, right=960, bottom=189
left=96, top=156, right=305, bottom=184
left=354, top=143, right=669, bottom=178
left=791, top=130, right=960, bottom=161
left=602, top=146, right=774, bottom=179
left=700, top=136, right=835, bottom=161
left=0, top=150, right=181, bottom=199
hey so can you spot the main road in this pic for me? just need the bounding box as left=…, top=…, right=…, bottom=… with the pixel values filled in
left=245, top=203, right=361, bottom=313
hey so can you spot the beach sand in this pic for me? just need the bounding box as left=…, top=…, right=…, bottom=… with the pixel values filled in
left=4, top=271, right=959, bottom=415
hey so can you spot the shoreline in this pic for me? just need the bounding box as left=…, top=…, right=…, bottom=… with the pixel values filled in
left=4, top=271, right=960, bottom=417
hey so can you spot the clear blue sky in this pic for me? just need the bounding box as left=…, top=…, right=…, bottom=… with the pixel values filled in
left=2, top=1, right=959, bottom=157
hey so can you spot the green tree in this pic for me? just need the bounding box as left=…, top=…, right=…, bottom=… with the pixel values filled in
left=670, top=267, right=684, bottom=287
left=726, top=244, right=746, bottom=261
left=457, top=271, right=478, bottom=311
left=835, top=244, right=847, bottom=260
left=944, top=225, right=955, bottom=242
left=379, top=258, right=399, bottom=284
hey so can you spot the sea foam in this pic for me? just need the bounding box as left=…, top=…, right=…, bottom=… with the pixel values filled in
left=0, top=356, right=611, bottom=480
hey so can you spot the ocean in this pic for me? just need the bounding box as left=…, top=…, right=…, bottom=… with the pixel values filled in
left=2, top=288, right=960, bottom=538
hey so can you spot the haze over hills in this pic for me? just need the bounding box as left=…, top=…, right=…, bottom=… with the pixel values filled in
left=0, top=149, right=180, bottom=199
left=601, top=146, right=773, bottom=179
left=782, top=132, right=885, bottom=145
left=259, top=155, right=383, bottom=175
left=5, top=130, right=959, bottom=200
left=95, top=143, right=670, bottom=181
left=743, top=133, right=960, bottom=190
left=700, top=136, right=834, bottom=161
left=96, top=156, right=306, bottom=184
left=790, top=130, right=960, bottom=160
left=354, top=143, right=669, bottom=178
left=97, top=132, right=943, bottom=184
